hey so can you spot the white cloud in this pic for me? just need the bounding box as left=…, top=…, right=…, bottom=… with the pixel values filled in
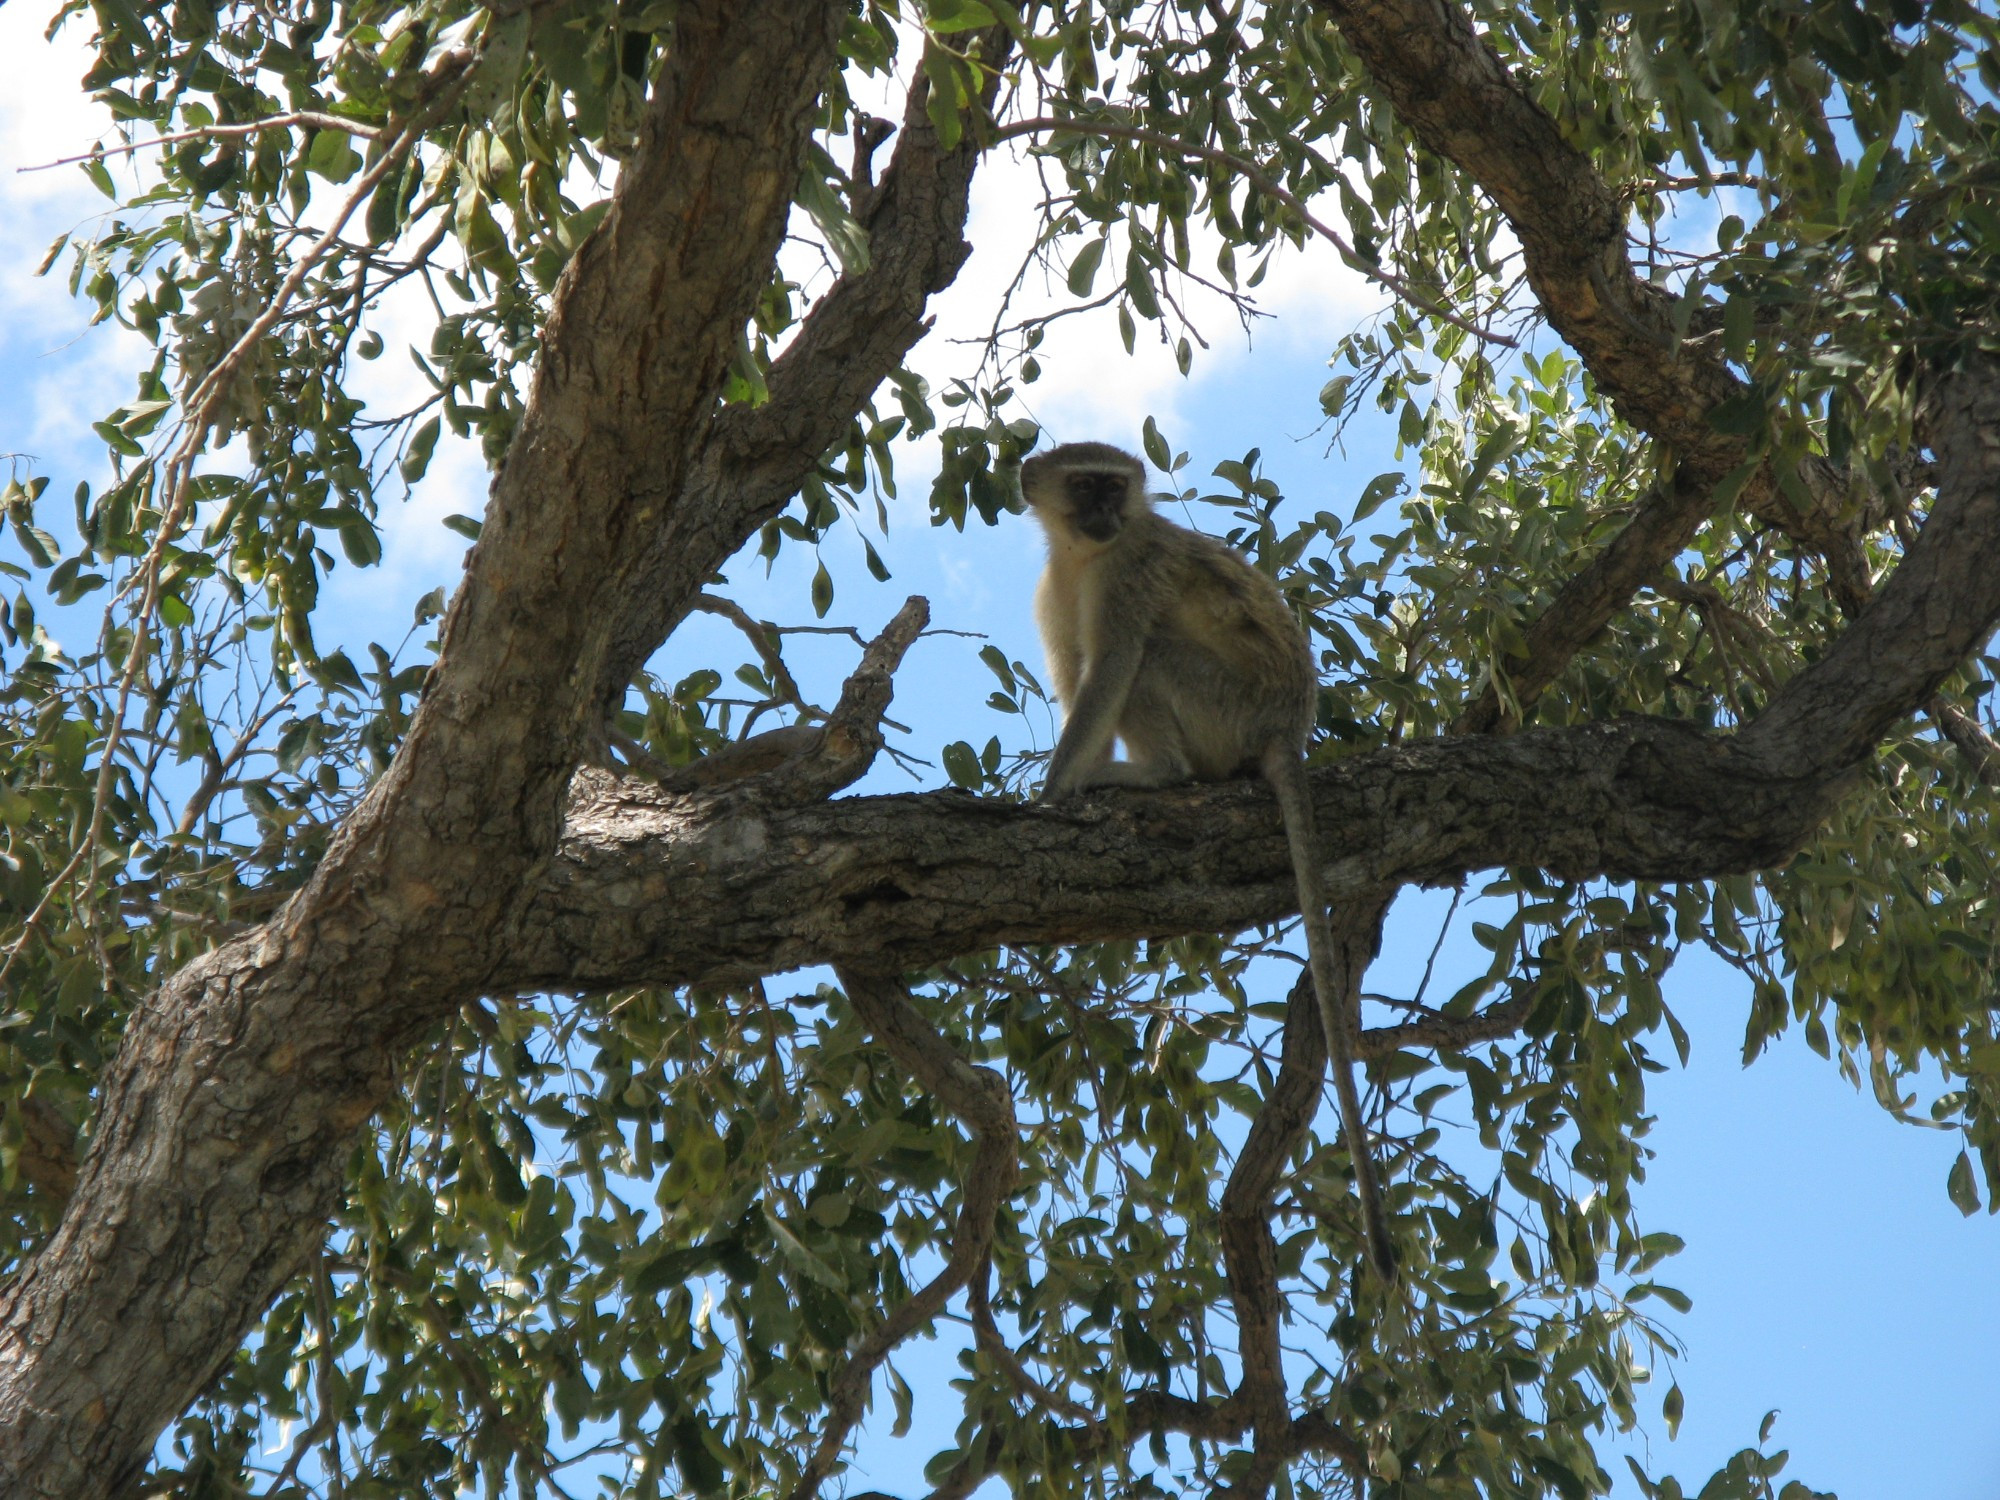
left=899, top=135, right=1384, bottom=466
left=0, top=25, right=1389, bottom=652
left=0, top=5, right=118, bottom=198
left=0, top=6, right=145, bottom=432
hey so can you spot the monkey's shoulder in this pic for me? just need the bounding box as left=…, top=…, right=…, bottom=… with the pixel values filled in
left=1150, top=521, right=1291, bottom=612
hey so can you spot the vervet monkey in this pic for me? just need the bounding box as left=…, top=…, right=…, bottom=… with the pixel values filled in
left=1020, top=440, right=1396, bottom=1281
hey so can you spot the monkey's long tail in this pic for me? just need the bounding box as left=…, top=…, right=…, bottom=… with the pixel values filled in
left=1265, top=747, right=1399, bottom=1283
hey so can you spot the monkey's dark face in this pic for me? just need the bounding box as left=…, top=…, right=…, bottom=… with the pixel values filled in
left=1061, top=468, right=1133, bottom=542
left=1022, top=443, right=1147, bottom=544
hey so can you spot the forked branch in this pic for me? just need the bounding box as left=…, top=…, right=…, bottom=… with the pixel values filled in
left=647, top=596, right=929, bottom=801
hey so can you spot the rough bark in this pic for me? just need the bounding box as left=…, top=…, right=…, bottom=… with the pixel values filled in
left=514, top=718, right=1825, bottom=992
left=603, top=24, right=1016, bottom=697
left=0, top=4, right=848, bottom=1489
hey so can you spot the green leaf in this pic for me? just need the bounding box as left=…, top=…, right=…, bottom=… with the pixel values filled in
left=861, top=536, right=890, bottom=582
left=1141, top=416, right=1171, bottom=473
left=922, top=45, right=965, bottom=151
left=810, top=558, right=833, bottom=617
left=1629, top=1280, right=1692, bottom=1313
left=364, top=156, right=408, bottom=244
left=671, top=1413, right=727, bottom=1497
left=306, top=128, right=361, bottom=184
left=1124, top=247, right=1160, bottom=319
left=1351, top=471, right=1403, bottom=523
left=1705, top=385, right=1767, bottom=437
left=1067, top=235, right=1106, bottom=296
left=400, top=416, right=442, bottom=483
left=796, top=159, right=872, bottom=274
left=8, top=518, right=58, bottom=569
left=926, top=0, right=996, bottom=32
left=942, top=739, right=981, bottom=788
left=1947, top=1150, right=1981, bottom=1216
left=887, top=1362, right=915, bottom=1437
left=978, top=644, right=1016, bottom=695
left=761, top=1205, right=845, bottom=1291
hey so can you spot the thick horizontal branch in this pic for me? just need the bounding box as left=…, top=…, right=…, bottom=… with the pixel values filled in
left=506, top=717, right=1835, bottom=993
left=519, top=352, right=2000, bottom=991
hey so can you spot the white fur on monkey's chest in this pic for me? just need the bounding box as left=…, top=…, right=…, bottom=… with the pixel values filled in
left=1034, top=538, right=1113, bottom=702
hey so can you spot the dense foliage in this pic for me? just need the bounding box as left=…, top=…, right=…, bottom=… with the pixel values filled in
left=3, top=0, right=1999, bottom=1497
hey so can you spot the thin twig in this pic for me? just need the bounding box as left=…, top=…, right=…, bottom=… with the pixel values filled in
left=968, top=1265, right=1093, bottom=1422
left=0, top=48, right=473, bottom=989
left=1360, top=994, right=1534, bottom=1056
left=1409, top=886, right=1461, bottom=1008
left=414, top=1294, right=577, bottom=1500
left=19, top=111, right=381, bottom=173
left=692, top=592, right=818, bottom=721
left=789, top=968, right=1019, bottom=1500
left=311, top=1249, right=347, bottom=1499
left=994, top=115, right=1518, bottom=349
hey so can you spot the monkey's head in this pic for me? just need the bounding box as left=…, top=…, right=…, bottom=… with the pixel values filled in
left=1019, top=441, right=1149, bottom=544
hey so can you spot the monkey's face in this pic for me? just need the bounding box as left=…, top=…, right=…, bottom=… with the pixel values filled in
left=1022, top=443, right=1147, bottom=546
left=1057, top=467, right=1134, bottom=542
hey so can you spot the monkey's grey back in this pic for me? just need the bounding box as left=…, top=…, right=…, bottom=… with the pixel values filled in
left=1110, top=512, right=1315, bottom=781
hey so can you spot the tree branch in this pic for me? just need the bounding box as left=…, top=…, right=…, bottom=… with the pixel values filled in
left=18, top=111, right=381, bottom=173
left=1740, top=357, right=2000, bottom=778
left=0, top=5, right=850, bottom=1491
left=519, top=715, right=1831, bottom=995
left=1931, top=699, right=2000, bottom=787
left=1363, top=994, right=1535, bottom=1056
left=648, top=597, right=929, bottom=800
left=602, top=25, right=1018, bottom=699
left=1311, top=0, right=1869, bottom=732
left=1220, top=971, right=1339, bottom=1497
left=1312, top=0, right=1735, bottom=464
left=527, top=363, right=2000, bottom=992
left=691, top=592, right=819, bottom=723
left=792, top=968, right=1019, bottom=1500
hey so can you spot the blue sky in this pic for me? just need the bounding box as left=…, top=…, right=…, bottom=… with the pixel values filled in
left=2, top=6, right=1997, bottom=1496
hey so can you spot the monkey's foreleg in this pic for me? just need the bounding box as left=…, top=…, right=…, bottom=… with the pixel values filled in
left=1263, top=747, right=1399, bottom=1282
left=1039, top=644, right=1145, bottom=799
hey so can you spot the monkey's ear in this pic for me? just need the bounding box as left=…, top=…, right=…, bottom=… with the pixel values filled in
left=1003, top=453, right=1036, bottom=514
left=1000, top=426, right=1044, bottom=513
